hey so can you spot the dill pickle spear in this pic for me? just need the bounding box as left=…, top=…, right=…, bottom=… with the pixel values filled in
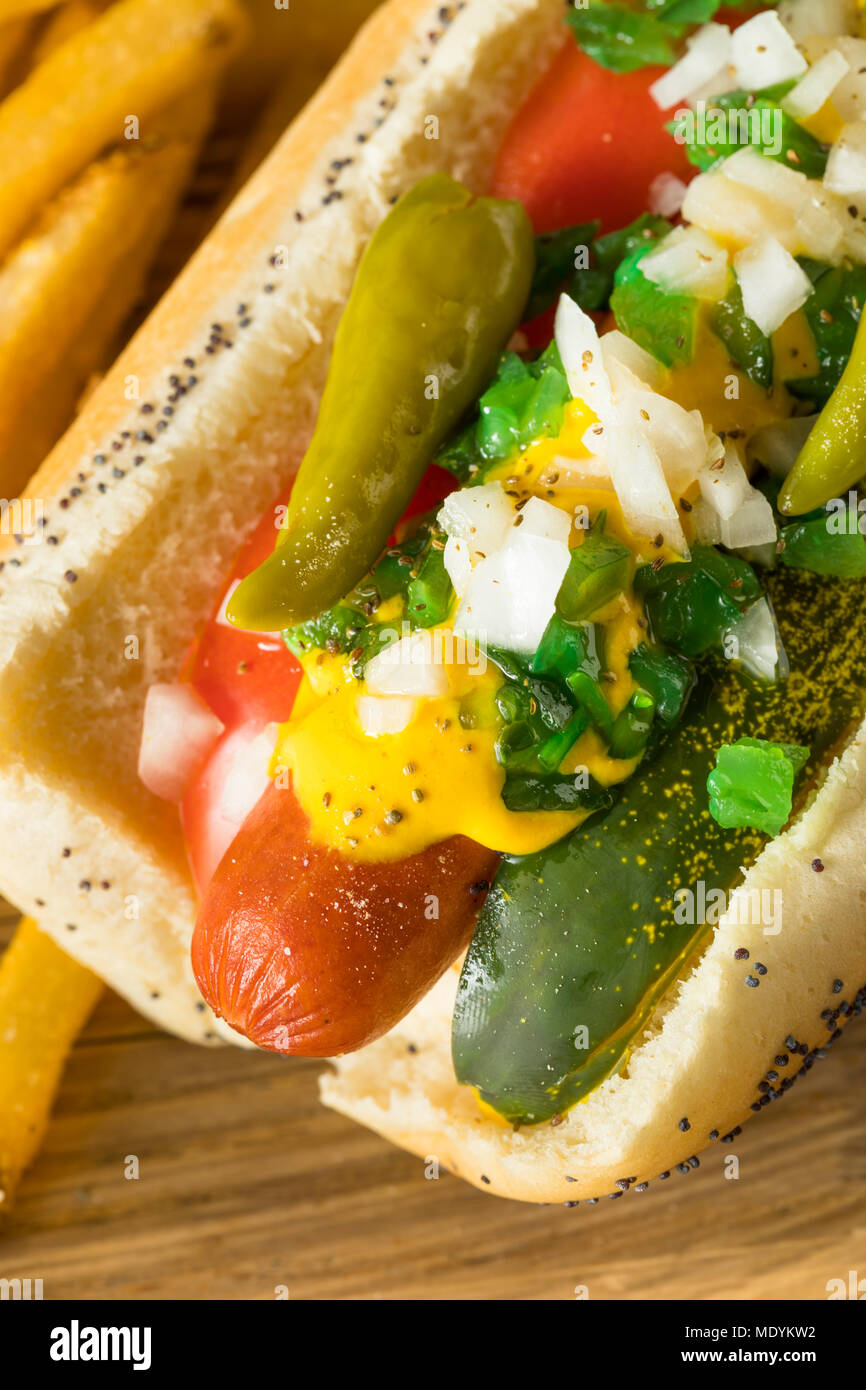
left=229, top=174, right=534, bottom=631
left=779, top=308, right=866, bottom=516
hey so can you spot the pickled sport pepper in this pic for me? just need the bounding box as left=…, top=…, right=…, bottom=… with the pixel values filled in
left=229, top=174, right=534, bottom=631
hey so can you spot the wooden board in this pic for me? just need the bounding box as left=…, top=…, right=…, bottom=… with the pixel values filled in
left=1, top=904, right=864, bottom=1301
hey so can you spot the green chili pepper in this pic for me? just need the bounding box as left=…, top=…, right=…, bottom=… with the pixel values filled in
left=610, top=242, right=699, bottom=367
left=707, top=737, right=810, bottom=837
left=711, top=272, right=773, bottom=390
left=228, top=174, right=534, bottom=630
left=556, top=517, right=633, bottom=621
left=779, top=508, right=866, bottom=578
left=530, top=614, right=602, bottom=684
left=779, top=305, right=866, bottom=516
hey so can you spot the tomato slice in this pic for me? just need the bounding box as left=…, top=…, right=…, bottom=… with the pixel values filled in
left=490, top=40, right=694, bottom=237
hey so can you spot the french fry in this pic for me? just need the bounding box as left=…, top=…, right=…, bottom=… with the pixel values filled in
left=0, top=918, right=101, bottom=1210
left=0, top=90, right=214, bottom=496
left=0, top=0, right=245, bottom=264
left=28, top=0, right=112, bottom=67
left=0, top=14, right=34, bottom=98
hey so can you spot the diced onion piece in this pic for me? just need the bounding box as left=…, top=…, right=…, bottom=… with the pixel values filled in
left=747, top=414, right=817, bottom=476
left=218, top=723, right=278, bottom=826
left=725, top=597, right=787, bottom=681
left=648, top=171, right=688, bottom=218
left=794, top=187, right=845, bottom=263
left=780, top=0, right=857, bottom=44
left=138, top=683, right=225, bottom=803
left=640, top=225, right=728, bottom=301
left=554, top=293, right=612, bottom=423
left=649, top=23, right=733, bottom=110
left=721, top=492, right=778, bottom=550
left=802, top=35, right=866, bottom=123
left=699, top=441, right=753, bottom=521
left=547, top=453, right=611, bottom=488
left=454, top=531, right=571, bottom=655
left=606, top=414, right=687, bottom=552
left=364, top=629, right=449, bottom=698
left=733, top=236, right=813, bottom=334
left=606, top=360, right=708, bottom=494
left=357, top=695, right=417, bottom=737
left=443, top=534, right=472, bottom=597
left=438, top=481, right=514, bottom=561
left=600, top=329, right=665, bottom=389
left=732, top=11, right=807, bottom=90
left=691, top=497, right=723, bottom=545
left=682, top=167, right=797, bottom=251
left=514, top=495, right=571, bottom=544
left=824, top=121, right=866, bottom=195
left=782, top=49, right=850, bottom=118
left=722, top=148, right=807, bottom=211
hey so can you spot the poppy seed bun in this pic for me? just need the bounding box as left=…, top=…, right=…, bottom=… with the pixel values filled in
left=0, top=0, right=567, bottom=1042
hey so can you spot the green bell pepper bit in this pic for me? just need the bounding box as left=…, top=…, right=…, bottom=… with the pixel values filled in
left=228, top=173, right=535, bottom=631
left=779, top=307, right=866, bottom=517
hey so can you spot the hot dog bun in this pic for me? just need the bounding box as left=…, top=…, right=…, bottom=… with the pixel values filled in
left=0, top=0, right=864, bottom=1205
left=0, top=0, right=566, bottom=1043
left=323, top=729, right=866, bottom=1201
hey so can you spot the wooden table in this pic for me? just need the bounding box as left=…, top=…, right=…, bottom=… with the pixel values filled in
left=2, top=906, right=864, bottom=1301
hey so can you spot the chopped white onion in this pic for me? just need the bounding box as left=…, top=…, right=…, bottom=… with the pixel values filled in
left=454, top=531, right=571, bottom=655
left=747, top=414, right=817, bottom=476
left=721, top=492, right=778, bottom=550
left=605, top=359, right=708, bottom=494
left=443, top=534, right=472, bottom=597
left=698, top=441, right=753, bottom=521
left=802, top=36, right=866, bottom=120
left=734, top=236, right=813, bottom=334
left=725, top=597, right=787, bottom=681
left=732, top=11, right=807, bottom=90
left=794, top=187, right=845, bottom=263
left=824, top=121, right=866, bottom=195
left=364, top=629, right=449, bottom=698
left=357, top=695, right=417, bottom=737
left=138, top=683, right=224, bottom=803
left=782, top=49, right=850, bottom=118
left=513, top=495, right=571, bottom=544
left=722, top=148, right=807, bottom=211
left=218, top=723, right=278, bottom=826
left=600, top=329, right=664, bottom=389
left=649, top=23, right=733, bottom=110
left=640, top=225, right=728, bottom=301
left=438, top=481, right=514, bottom=561
left=605, top=417, right=687, bottom=553
left=682, top=167, right=797, bottom=251
left=554, top=293, right=613, bottom=423
left=780, top=0, right=857, bottom=44
left=648, top=171, right=689, bottom=218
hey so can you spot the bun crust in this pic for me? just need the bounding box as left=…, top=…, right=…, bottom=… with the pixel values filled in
left=0, top=0, right=566, bottom=1042
left=322, top=727, right=866, bottom=1201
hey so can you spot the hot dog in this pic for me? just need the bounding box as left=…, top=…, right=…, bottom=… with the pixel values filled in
left=2, top=0, right=866, bottom=1206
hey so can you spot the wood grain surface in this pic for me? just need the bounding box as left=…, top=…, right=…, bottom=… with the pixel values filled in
left=1, top=904, right=864, bottom=1301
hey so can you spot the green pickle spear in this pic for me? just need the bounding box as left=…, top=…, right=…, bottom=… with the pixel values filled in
left=229, top=174, right=534, bottom=631
left=779, top=308, right=866, bottom=516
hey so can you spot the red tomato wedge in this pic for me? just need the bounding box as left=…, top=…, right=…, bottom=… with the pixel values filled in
left=192, top=783, right=499, bottom=1055
left=490, top=40, right=694, bottom=237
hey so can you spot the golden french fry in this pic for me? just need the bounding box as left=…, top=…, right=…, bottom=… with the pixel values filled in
left=0, top=0, right=245, bottom=264
left=28, top=0, right=111, bottom=66
left=0, top=104, right=213, bottom=497
left=0, top=918, right=101, bottom=1210
left=0, top=1, right=56, bottom=22
left=0, top=14, right=34, bottom=98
